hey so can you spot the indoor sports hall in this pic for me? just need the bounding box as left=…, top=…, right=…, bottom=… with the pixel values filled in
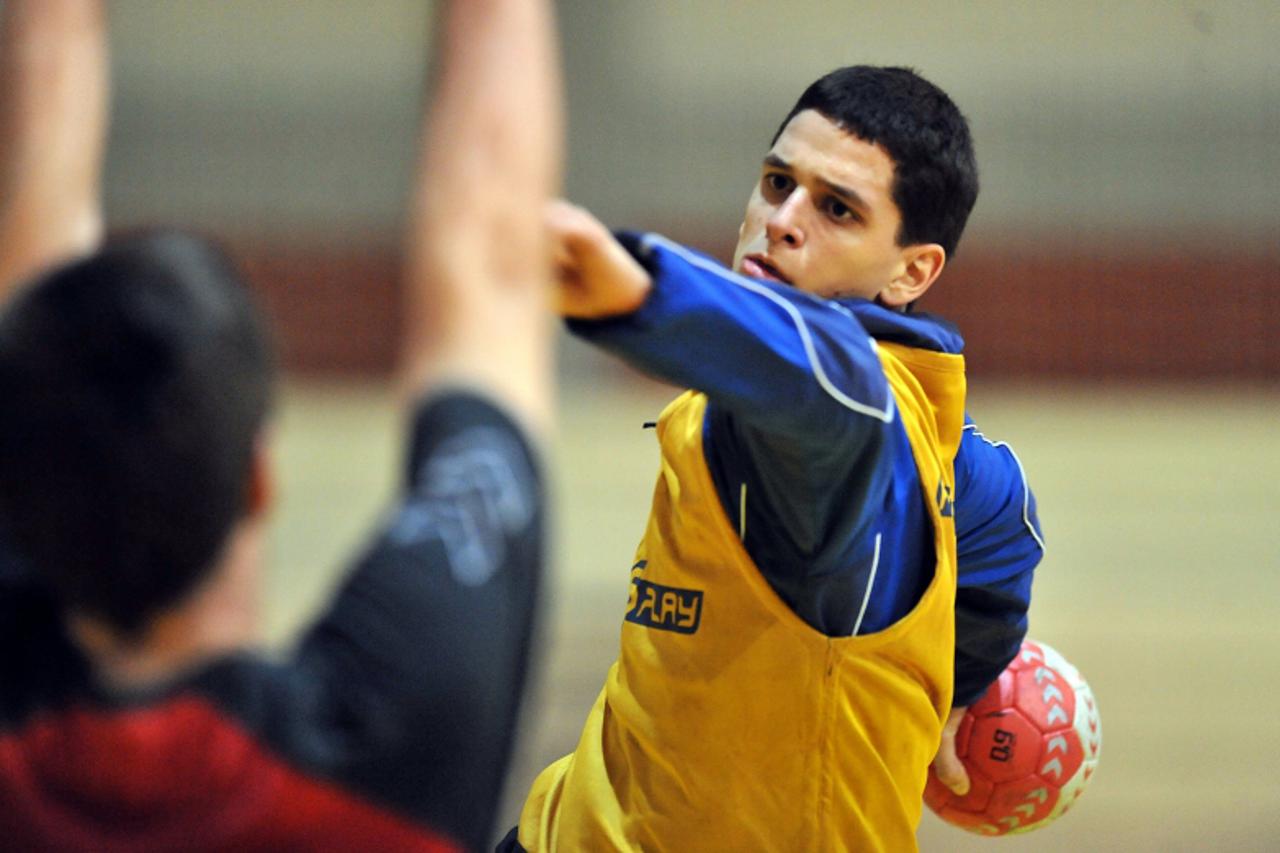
left=70, top=2, right=1280, bottom=850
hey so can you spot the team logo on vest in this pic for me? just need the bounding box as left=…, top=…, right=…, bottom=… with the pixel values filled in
left=625, top=560, right=703, bottom=634
left=935, top=480, right=955, bottom=518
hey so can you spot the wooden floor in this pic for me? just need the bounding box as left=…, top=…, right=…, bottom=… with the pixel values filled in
left=264, top=369, right=1280, bottom=852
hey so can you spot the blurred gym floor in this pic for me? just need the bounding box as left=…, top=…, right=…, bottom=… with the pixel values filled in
left=264, top=352, right=1280, bottom=852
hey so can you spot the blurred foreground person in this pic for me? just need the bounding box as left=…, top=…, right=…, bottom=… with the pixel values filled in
left=0, top=0, right=560, bottom=850
left=507, top=67, right=1042, bottom=851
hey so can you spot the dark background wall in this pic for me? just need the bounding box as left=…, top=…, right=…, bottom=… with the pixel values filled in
left=230, top=237, right=1278, bottom=381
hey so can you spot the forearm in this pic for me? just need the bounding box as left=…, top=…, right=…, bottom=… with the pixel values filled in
left=953, top=579, right=1032, bottom=705
left=570, top=233, right=894, bottom=437
left=0, top=0, right=107, bottom=295
left=400, top=0, right=563, bottom=435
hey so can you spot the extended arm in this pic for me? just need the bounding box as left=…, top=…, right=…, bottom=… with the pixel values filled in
left=552, top=211, right=894, bottom=447
left=0, top=0, right=106, bottom=297
left=555, top=217, right=985, bottom=641
left=400, top=0, right=562, bottom=435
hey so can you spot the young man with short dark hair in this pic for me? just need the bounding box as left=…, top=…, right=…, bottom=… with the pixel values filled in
left=0, top=1, right=561, bottom=850
left=508, top=65, right=1042, bottom=851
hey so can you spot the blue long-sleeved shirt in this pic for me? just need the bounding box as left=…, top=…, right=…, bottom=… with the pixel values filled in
left=570, top=233, right=1043, bottom=704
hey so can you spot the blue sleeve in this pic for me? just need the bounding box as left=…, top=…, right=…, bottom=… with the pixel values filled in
left=567, top=232, right=896, bottom=447
left=952, top=420, right=1045, bottom=705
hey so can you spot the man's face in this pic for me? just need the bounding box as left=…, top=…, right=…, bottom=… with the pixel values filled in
left=732, top=109, right=909, bottom=302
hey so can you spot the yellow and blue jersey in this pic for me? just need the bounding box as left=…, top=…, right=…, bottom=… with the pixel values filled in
left=572, top=234, right=1043, bottom=703
left=518, top=234, right=1042, bottom=850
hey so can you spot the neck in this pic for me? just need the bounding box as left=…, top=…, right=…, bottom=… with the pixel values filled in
left=69, top=520, right=264, bottom=690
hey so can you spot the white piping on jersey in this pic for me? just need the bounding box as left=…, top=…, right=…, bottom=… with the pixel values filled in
left=962, top=424, right=1047, bottom=552
left=851, top=532, right=882, bottom=636
left=739, top=483, right=747, bottom=541
left=642, top=234, right=896, bottom=424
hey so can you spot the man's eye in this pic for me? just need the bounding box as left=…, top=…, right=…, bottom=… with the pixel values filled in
left=825, top=197, right=855, bottom=222
left=764, top=173, right=792, bottom=195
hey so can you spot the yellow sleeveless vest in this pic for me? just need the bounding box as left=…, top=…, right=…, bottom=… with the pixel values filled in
left=519, top=342, right=966, bottom=852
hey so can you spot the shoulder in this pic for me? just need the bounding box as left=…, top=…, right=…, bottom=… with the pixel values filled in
left=956, top=420, right=1029, bottom=493
left=955, top=418, right=1046, bottom=551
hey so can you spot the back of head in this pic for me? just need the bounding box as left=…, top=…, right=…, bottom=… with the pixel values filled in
left=0, top=232, right=274, bottom=638
left=774, top=65, right=979, bottom=258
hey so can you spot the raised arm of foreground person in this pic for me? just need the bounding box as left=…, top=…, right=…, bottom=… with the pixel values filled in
left=400, top=0, right=562, bottom=434
left=287, top=0, right=564, bottom=847
left=0, top=0, right=106, bottom=296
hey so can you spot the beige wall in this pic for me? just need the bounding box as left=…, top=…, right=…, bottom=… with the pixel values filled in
left=97, top=1, right=1278, bottom=246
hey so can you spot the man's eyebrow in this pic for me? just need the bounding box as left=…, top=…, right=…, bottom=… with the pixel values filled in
left=817, top=177, right=869, bottom=214
left=763, top=153, right=790, bottom=171
left=763, top=153, right=869, bottom=214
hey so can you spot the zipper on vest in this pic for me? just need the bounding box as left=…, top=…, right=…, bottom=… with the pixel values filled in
left=815, top=639, right=839, bottom=849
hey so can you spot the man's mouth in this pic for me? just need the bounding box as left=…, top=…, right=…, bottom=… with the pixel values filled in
left=741, top=255, right=791, bottom=285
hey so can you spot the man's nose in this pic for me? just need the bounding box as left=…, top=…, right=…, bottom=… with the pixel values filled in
left=765, top=190, right=806, bottom=248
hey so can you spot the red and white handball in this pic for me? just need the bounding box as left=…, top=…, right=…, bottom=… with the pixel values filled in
left=924, top=639, right=1101, bottom=835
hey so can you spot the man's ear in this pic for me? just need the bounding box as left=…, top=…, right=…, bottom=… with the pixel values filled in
left=879, top=243, right=946, bottom=308
left=245, top=434, right=274, bottom=519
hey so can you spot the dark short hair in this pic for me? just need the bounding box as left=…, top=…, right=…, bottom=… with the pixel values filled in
left=0, top=232, right=274, bottom=636
left=773, top=65, right=979, bottom=258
